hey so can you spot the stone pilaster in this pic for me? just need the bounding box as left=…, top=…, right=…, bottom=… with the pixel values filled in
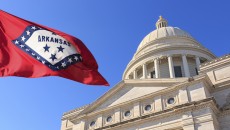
left=182, top=112, right=195, bottom=130
left=114, top=108, right=121, bottom=123
left=133, top=102, right=141, bottom=117
left=179, top=87, right=189, bottom=104
left=154, top=95, right=163, bottom=112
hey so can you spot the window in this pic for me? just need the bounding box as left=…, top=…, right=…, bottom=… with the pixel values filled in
left=124, top=110, right=131, bottom=117
left=174, top=66, right=182, bottom=77
left=90, top=121, right=96, bottom=127
left=167, top=97, right=175, bottom=104
left=144, top=104, right=152, bottom=111
left=150, top=71, right=155, bottom=78
left=106, top=116, right=112, bottom=122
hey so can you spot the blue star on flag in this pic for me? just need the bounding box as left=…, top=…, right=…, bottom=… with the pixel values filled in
left=50, top=53, right=57, bottom=61
left=57, top=45, right=65, bottom=52
left=43, top=44, right=50, bottom=52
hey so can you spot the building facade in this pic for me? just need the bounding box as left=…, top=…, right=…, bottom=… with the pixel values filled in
left=61, top=16, right=230, bottom=130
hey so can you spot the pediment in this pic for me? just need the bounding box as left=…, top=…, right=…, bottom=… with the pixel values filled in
left=94, top=84, right=166, bottom=111
left=81, top=78, right=186, bottom=115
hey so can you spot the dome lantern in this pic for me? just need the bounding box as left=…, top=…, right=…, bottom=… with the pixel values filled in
left=156, top=16, right=168, bottom=29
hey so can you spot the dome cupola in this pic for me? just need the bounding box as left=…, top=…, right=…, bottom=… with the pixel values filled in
left=123, top=16, right=216, bottom=80
left=156, top=16, right=168, bottom=29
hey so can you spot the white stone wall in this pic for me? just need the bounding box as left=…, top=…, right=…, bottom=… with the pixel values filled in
left=212, top=87, right=230, bottom=108
left=219, top=113, right=230, bottom=130
left=187, top=82, right=208, bottom=102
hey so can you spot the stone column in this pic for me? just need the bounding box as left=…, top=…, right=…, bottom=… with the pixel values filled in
left=154, top=58, right=160, bottom=78
left=182, top=54, right=190, bottom=77
left=168, top=55, right=175, bottom=78
left=195, top=56, right=201, bottom=71
left=142, top=63, right=147, bottom=79
left=133, top=69, right=137, bottom=79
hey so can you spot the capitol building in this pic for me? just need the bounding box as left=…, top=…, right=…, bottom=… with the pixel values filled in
left=61, top=16, right=230, bottom=130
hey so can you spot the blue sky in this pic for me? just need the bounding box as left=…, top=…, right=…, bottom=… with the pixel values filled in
left=0, top=1, right=229, bottom=130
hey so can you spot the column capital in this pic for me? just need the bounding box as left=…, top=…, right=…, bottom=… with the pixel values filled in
left=195, top=55, right=200, bottom=58
left=153, top=57, right=159, bottom=60
left=133, top=68, right=136, bottom=71
left=167, top=54, right=173, bottom=57
left=182, top=53, right=188, bottom=57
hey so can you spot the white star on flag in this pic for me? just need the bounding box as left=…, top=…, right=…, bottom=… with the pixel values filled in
left=26, top=30, right=30, bottom=35
left=61, top=62, right=66, bottom=67
left=31, top=26, right=36, bottom=30
left=68, top=58, right=73, bottom=63
left=74, top=56, right=78, bottom=61
left=15, top=40, right=19, bottom=44
left=20, top=44, right=25, bottom=48
left=21, top=36, right=26, bottom=41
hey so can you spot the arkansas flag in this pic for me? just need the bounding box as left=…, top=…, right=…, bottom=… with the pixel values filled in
left=0, top=10, right=109, bottom=86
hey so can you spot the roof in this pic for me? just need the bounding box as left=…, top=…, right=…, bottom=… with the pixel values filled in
left=137, top=26, right=194, bottom=51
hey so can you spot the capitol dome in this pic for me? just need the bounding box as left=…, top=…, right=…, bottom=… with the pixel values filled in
left=123, top=16, right=216, bottom=80
left=137, top=26, right=193, bottom=51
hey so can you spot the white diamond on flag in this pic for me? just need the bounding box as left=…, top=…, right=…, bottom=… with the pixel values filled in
left=12, top=25, right=83, bottom=71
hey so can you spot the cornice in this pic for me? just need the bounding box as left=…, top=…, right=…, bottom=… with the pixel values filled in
left=200, top=54, right=230, bottom=73
left=70, top=81, right=125, bottom=118
left=219, top=109, right=230, bottom=117
left=62, top=105, right=89, bottom=120
left=123, top=78, right=188, bottom=86
left=212, top=83, right=230, bottom=93
left=63, top=105, right=89, bottom=116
